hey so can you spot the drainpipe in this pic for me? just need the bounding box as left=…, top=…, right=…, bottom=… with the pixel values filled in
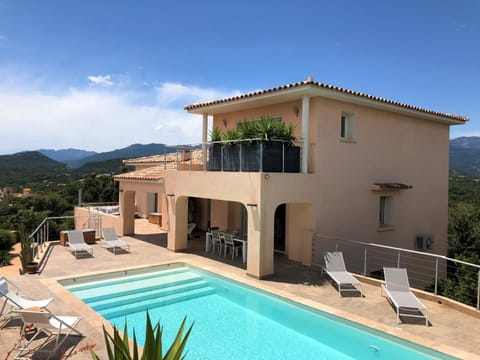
left=301, top=95, right=310, bottom=173
left=202, top=113, right=208, bottom=171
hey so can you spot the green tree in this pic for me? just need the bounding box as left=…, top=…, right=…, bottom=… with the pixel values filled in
left=448, top=202, right=480, bottom=258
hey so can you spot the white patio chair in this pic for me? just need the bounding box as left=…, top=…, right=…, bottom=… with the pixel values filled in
left=381, top=267, right=428, bottom=326
left=14, top=308, right=82, bottom=360
left=223, top=233, right=243, bottom=260
left=0, top=277, right=53, bottom=327
left=102, top=227, right=130, bottom=255
left=211, top=230, right=223, bottom=255
left=66, top=230, right=93, bottom=258
left=187, top=223, right=197, bottom=240
left=322, top=252, right=363, bottom=297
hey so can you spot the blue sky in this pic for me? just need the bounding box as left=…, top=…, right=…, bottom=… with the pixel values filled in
left=0, top=0, right=478, bottom=154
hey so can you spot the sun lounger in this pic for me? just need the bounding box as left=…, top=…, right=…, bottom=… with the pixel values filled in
left=322, top=251, right=363, bottom=297
left=102, top=227, right=130, bottom=255
left=0, top=276, right=53, bottom=327
left=66, top=230, right=93, bottom=258
left=14, top=308, right=82, bottom=359
left=381, top=267, right=428, bottom=326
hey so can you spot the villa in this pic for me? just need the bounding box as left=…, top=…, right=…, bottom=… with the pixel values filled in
left=96, top=77, right=469, bottom=280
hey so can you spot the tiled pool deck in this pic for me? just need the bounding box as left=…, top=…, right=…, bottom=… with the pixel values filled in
left=1, top=222, right=479, bottom=359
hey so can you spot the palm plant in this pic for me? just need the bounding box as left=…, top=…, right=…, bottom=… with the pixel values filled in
left=222, top=129, right=241, bottom=147
left=90, top=312, right=193, bottom=360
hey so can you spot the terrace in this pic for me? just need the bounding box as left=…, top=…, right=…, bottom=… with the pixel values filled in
left=0, top=219, right=479, bottom=359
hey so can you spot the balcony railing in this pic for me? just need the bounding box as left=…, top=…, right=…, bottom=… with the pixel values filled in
left=155, top=139, right=303, bottom=173
left=312, top=234, right=480, bottom=311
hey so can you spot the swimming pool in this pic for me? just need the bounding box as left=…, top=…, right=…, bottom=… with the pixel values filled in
left=60, top=263, right=455, bottom=360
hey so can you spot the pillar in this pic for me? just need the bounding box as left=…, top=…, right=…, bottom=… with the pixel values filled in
left=301, top=95, right=310, bottom=174
left=202, top=113, right=208, bottom=171
left=167, top=196, right=188, bottom=251
left=119, top=190, right=135, bottom=235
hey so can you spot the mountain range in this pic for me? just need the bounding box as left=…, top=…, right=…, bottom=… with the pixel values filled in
left=0, top=137, right=479, bottom=187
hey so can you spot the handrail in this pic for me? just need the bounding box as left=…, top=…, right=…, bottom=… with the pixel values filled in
left=313, top=233, right=480, bottom=311
left=314, top=233, right=480, bottom=269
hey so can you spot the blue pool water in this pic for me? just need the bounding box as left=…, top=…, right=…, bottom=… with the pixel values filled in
left=60, top=263, right=455, bottom=360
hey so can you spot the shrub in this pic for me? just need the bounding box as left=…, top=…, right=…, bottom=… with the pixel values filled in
left=0, top=229, right=15, bottom=266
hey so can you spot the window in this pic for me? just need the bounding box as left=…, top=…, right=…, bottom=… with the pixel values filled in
left=340, top=112, right=355, bottom=140
left=379, top=196, right=392, bottom=227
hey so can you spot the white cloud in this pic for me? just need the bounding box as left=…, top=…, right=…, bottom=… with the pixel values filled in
left=0, top=77, right=240, bottom=154
left=88, top=74, right=114, bottom=86
left=155, top=82, right=240, bottom=106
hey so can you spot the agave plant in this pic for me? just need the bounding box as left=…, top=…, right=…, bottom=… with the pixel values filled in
left=237, top=120, right=258, bottom=143
left=209, top=127, right=223, bottom=145
left=222, top=129, right=242, bottom=147
left=255, top=115, right=280, bottom=142
left=90, top=312, right=193, bottom=360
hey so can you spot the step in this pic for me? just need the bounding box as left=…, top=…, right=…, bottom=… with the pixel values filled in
left=66, top=266, right=189, bottom=292
left=89, top=280, right=210, bottom=311
left=100, top=286, right=216, bottom=320
left=74, top=271, right=203, bottom=303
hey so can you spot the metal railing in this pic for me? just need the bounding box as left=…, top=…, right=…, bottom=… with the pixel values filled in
left=29, top=215, right=102, bottom=260
left=312, top=234, right=480, bottom=310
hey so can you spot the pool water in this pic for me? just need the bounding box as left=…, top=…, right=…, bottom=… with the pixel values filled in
left=61, top=264, right=455, bottom=360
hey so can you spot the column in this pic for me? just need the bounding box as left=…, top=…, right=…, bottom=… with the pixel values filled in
left=167, top=196, right=188, bottom=251
left=301, top=95, right=310, bottom=174
left=202, top=113, right=208, bottom=171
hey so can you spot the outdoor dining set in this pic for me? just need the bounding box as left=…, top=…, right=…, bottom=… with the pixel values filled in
left=205, top=230, right=247, bottom=264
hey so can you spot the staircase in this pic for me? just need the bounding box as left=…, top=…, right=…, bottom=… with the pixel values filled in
left=66, top=267, right=216, bottom=320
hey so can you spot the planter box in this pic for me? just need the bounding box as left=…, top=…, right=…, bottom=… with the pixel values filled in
left=208, top=147, right=222, bottom=171
left=241, top=143, right=300, bottom=173
left=222, top=146, right=240, bottom=171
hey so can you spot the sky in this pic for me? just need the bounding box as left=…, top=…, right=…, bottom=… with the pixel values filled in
left=0, top=0, right=478, bottom=155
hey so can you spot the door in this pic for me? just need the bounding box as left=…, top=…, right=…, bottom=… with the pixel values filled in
left=274, top=204, right=286, bottom=253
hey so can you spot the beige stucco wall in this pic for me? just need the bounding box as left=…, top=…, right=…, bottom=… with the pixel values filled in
left=117, top=93, right=455, bottom=279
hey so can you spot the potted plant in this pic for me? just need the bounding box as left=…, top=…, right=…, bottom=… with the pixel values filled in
left=238, top=115, right=300, bottom=172
left=208, top=127, right=222, bottom=171
left=19, top=228, right=37, bottom=274
left=221, top=129, right=241, bottom=171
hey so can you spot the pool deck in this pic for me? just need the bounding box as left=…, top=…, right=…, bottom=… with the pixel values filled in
left=1, top=221, right=479, bottom=359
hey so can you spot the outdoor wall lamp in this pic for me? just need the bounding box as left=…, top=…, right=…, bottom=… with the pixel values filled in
left=119, top=189, right=124, bottom=192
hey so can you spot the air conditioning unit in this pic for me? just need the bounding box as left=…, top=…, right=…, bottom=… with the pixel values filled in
left=415, top=235, right=434, bottom=250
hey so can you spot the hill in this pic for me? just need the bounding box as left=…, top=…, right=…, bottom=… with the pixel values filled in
left=0, top=151, right=68, bottom=186
left=67, top=143, right=175, bottom=168
left=38, top=148, right=97, bottom=163
left=450, top=137, right=480, bottom=175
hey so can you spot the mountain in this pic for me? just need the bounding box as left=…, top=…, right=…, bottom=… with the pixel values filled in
left=67, top=143, right=176, bottom=168
left=0, top=151, right=68, bottom=186
left=38, top=148, right=97, bottom=163
left=450, top=137, right=480, bottom=175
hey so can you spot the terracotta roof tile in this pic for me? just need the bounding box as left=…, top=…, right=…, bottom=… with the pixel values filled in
left=114, top=166, right=164, bottom=181
left=124, top=149, right=203, bottom=165
left=184, top=79, right=469, bottom=122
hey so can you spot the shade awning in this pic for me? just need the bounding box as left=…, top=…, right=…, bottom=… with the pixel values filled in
left=370, top=183, right=413, bottom=191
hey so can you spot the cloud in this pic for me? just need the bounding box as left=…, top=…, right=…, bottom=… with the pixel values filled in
left=88, top=74, right=114, bottom=86
left=155, top=82, right=240, bottom=106
left=0, top=77, right=240, bottom=155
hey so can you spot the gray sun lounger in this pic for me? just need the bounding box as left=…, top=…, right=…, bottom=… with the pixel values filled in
left=66, top=230, right=93, bottom=258
left=322, top=252, right=363, bottom=297
left=381, top=267, right=428, bottom=326
left=102, top=227, right=130, bottom=255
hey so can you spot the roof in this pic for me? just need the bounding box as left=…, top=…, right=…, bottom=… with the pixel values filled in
left=123, top=149, right=203, bottom=165
left=184, top=78, right=469, bottom=123
left=114, top=166, right=165, bottom=182
left=116, top=149, right=203, bottom=182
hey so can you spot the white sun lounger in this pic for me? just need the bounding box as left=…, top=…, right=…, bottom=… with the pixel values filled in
left=102, top=227, right=130, bottom=255
left=14, top=308, right=82, bottom=360
left=322, top=251, right=363, bottom=297
left=381, top=267, right=428, bottom=326
left=66, top=230, right=93, bottom=258
left=0, top=277, right=53, bottom=327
